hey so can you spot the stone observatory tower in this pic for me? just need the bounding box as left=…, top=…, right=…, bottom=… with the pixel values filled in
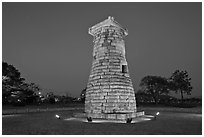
left=85, top=16, right=139, bottom=121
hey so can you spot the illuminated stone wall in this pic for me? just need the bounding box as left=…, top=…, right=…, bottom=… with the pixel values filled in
left=85, top=17, right=137, bottom=120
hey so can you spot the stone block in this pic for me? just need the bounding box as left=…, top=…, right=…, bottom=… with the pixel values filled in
left=101, top=69, right=109, bottom=72
left=106, top=99, right=119, bottom=103
left=103, top=102, right=116, bottom=107
left=92, top=76, right=100, bottom=80
left=105, top=95, right=119, bottom=100
left=116, top=114, right=126, bottom=120
left=91, top=99, right=106, bottom=103
left=106, top=114, right=117, bottom=119
left=99, top=81, right=109, bottom=85
left=92, top=86, right=100, bottom=89
left=119, top=95, right=128, bottom=100
left=99, top=85, right=109, bottom=89
left=93, top=95, right=105, bottom=100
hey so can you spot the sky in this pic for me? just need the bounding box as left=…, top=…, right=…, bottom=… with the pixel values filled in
left=2, top=2, right=202, bottom=98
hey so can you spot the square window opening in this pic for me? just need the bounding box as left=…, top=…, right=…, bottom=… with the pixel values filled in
left=122, top=65, right=128, bottom=73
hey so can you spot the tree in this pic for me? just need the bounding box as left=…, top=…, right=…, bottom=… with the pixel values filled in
left=2, top=61, right=41, bottom=105
left=139, top=76, right=170, bottom=104
left=20, top=82, right=41, bottom=104
left=169, top=70, right=192, bottom=102
left=2, top=62, right=25, bottom=104
left=80, top=88, right=86, bottom=103
left=3, top=62, right=25, bottom=87
left=46, top=92, right=56, bottom=104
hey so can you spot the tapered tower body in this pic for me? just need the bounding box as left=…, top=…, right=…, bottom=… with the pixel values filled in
left=85, top=16, right=138, bottom=120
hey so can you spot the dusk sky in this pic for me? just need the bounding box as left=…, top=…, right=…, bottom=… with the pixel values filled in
left=3, top=2, right=201, bottom=98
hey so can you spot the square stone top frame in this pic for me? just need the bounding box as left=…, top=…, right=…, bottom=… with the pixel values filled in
left=88, top=16, right=128, bottom=36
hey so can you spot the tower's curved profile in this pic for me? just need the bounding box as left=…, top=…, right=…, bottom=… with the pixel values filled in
left=85, top=16, right=139, bottom=120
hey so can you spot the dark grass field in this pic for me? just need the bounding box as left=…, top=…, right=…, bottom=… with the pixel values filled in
left=2, top=105, right=202, bottom=135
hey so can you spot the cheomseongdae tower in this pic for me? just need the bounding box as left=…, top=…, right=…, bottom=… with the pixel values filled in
left=85, top=16, right=139, bottom=121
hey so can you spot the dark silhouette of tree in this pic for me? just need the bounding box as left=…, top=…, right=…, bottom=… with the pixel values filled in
left=80, top=88, right=86, bottom=103
left=46, top=92, right=55, bottom=104
left=2, top=61, right=41, bottom=105
left=169, top=70, right=192, bottom=102
left=20, top=82, right=41, bottom=104
left=2, top=62, right=25, bottom=104
left=3, top=62, right=25, bottom=86
left=139, top=76, right=170, bottom=104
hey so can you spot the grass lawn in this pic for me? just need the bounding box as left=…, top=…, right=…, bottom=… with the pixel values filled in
left=2, top=103, right=84, bottom=115
left=2, top=105, right=202, bottom=135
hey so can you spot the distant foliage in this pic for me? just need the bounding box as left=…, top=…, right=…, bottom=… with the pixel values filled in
left=138, top=69, right=194, bottom=107
left=3, top=61, right=25, bottom=86
left=136, top=91, right=178, bottom=105
left=46, top=92, right=56, bottom=104
left=2, top=61, right=41, bottom=105
left=3, top=62, right=25, bottom=104
left=169, top=70, right=193, bottom=102
left=139, top=76, right=170, bottom=104
left=80, top=88, right=86, bottom=103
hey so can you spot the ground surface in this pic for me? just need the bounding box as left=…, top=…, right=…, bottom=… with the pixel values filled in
left=2, top=105, right=202, bottom=135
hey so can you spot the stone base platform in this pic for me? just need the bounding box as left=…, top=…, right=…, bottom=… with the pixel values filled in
left=73, top=111, right=145, bottom=121
left=70, top=111, right=155, bottom=123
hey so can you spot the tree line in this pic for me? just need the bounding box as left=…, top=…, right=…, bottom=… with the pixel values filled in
left=139, top=70, right=193, bottom=104
left=3, top=61, right=197, bottom=107
left=2, top=61, right=82, bottom=106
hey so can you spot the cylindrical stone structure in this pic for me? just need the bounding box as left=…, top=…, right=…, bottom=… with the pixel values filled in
left=85, top=16, right=138, bottom=120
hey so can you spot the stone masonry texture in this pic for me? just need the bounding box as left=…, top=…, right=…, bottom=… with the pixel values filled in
left=85, top=16, right=137, bottom=120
